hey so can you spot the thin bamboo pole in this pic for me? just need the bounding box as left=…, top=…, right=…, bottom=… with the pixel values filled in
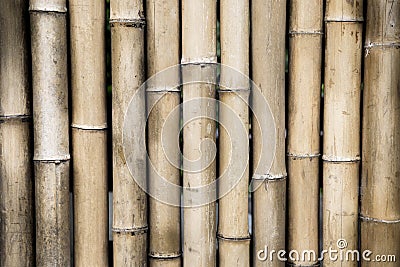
left=0, top=0, right=34, bottom=265
left=69, top=0, right=108, bottom=265
left=182, top=0, right=217, bottom=266
left=146, top=0, right=181, bottom=266
left=360, top=1, right=400, bottom=266
left=287, top=0, right=322, bottom=266
left=218, top=0, right=250, bottom=266
left=251, top=0, right=287, bottom=266
left=323, top=1, right=363, bottom=266
left=110, top=0, right=147, bottom=265
left=29, top=0, right=71, bottom=265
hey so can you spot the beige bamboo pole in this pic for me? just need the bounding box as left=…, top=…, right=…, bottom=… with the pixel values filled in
left=323, top=1, right=363, bottom=266
left=146, top=0, right=181, bottom=266
left=251, top=0, right=287, bottom=266
left=360, top=1, right=400, bottom=266
left=182, top=0, right=217, bottom=266
left=218, top=0, right=250, bottom=266
left=287, top=0, right=322, bottom=266
left=110, top=0, right=147, bottom=265
left=69, top=0, right=108, bottom=266
left=29, top=0, right=71, bottom=265
left=0, top=0, right=34, bottom=265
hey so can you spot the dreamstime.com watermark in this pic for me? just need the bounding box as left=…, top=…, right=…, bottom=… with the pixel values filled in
left=257, top=239, right=397, bottom=263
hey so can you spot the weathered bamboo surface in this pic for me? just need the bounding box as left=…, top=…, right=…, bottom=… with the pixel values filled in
left=69, top=0, right=108, bottom=265
left=218, top=0, right=250, bottom=266
left=0, top=0, right=34, bottom=266
left=146, top=1, right=181, bottom=265
left=110, top=0, right=148, bottom=265
left=361, top=1, right=400, bottom=266
left=182, top=0, right=217, bottom=266
left=252, top=0, right=287, bottom=266
left=287, top=0, right=323, bottom=265
left=30, top=0, right=71, bottom=266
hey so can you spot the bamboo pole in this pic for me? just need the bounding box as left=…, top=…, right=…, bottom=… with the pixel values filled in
left=360, top=1, right=400, bottom=266
left=251, top=0, right=287, bottom=266
left=29, top=0, right=71, bottom=265
left=181, top=0, right=217, bottom=266
left=0, top=0, right=34, bottom=265
left=323, top=1, right=363, bottom=266
left=110, top=0, right=147, bottom=265
left=69, top=0, right=108, bottom=265
left=146, top=0, right=181, bottom=266
left=218, top=0, right=250, bottom=266
left=287, top=0, right=322, bottom=266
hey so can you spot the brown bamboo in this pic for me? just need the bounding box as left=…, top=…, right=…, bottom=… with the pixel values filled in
left=110, top=0, right=147, bottom=265
left=360, top=1, right=400, bottom=266
left=0, top=1, right=34, bottom=265
left=251, top=0, right=287, bottom=266
left=146, top=0, right=181, bottom=266
left=287, top=0, right=323, bottom=266
left=218, top=0, right=250, bottom=266
left=29, top=0, right=71, bottom=265
left=69, top=1, right=108, bottom=265
left=323, top=1, right=363, bottom=266
left=182, top=0, right=217, bottom=266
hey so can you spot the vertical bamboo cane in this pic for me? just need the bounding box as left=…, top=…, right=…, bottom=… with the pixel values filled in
left=69, top=0, right=108, bottom=265
left=218, top=0, right=250, bottom=266
left=0, top=0, right=34, bottom=265
left=361, top=1, right=400, bottom=266
left=323, top=1, right=363, bottom=266
left=29, top=0, right=71, bottom=265
left=287, top=0, right=322, bottom=266
left=110, top=0, right=147, bottom=265
left=146, top=0, right=181, bottom=266
left=182, top=0, right=217, bottom=266
left=251, top=0, right=287, bottom=266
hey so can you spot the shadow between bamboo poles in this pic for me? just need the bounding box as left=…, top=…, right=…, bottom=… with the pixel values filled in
left=181, top=0, right=217, bottom=265
left=251, top=0, right=287, bottom=266
left=110, top=0, right=147, bottom=265
left=360, top=1, right=400, bottom=266
left=0, top=0, right=34, bottom=265
left=69, top=0, right=108, bottom=265
left=29, top=0, right=71, bottom=265
left=322, top=1, right=363, bottom=266
left=146, top=0, right=181, bottom=266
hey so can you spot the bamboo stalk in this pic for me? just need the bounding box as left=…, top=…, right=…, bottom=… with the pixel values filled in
left=182, top=0, right=217, bottom=266
left=360, top=1, right=400, bottom=266
left=287, top=0, right=322, bottom=266
left=218, top=0, right=250, bottom=266
left=251, top=0, right=287, bottom=266
left=69, top=0, right=108, bottom=265
left=146, top=0, right=181, bottom=266
left=29, top=0, right=71, bottom=265
left=323, top=1, right=363, bottom=266
left=110, top=0, right=147, bottom=265
left=0, top=0, right=34, bottom=265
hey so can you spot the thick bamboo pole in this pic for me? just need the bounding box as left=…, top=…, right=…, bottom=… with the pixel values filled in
left=251, top=0, right=287, bottom=266
left=182, top=0, right=217, bottom=266
left=146, top=0, right=181, bottom=266
left=323, top=1, right=363, bottom=266
left=69, top=1, right=108, bottom=266
left=29, top=0, right=70, bottom=265
left=0, top=0, right=34, bottom=265
left=287, top=0, right=322, bottom=266
left=361, top=1, right=400, bottom=266
left=110, top=0, right=147, bottom=265
left=218, top=0, right=250, bottom=266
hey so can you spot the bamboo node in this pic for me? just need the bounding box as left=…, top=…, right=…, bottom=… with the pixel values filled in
left=149, top=252, right=182, bottom=259
left=287, top=152, right=320, bottom=159
left=112, top=226, right=148, bottom=235
left=324, top=17, right=364, bottom=23
left=33, top=155, right=71, bottom=162
left=289, top=30, right=323, bottom=35
left=217, top=87, right=250, bottom=92
left=109, top=18, right=146, bottom=28
left=0, top=114, right=31, bottom=122
left=252, top=173, right=287, bottom=181
left=360, top=215, right=400, bottom=224
left=322, top=155, right=360, bottom=162
left=71, top=123, right=107, bottom=130
left=364, top=42, right=400, bottom=57
left=29, top=4, right=67, bottom=13
left=217, top=233, right=251, bottom=241
left=146, top=87, right=181, bottom=93
left=181, top=56, right=218, bottom=65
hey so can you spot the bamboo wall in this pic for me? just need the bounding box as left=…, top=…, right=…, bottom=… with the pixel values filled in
left=0, top=0, right=399, bottom=266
